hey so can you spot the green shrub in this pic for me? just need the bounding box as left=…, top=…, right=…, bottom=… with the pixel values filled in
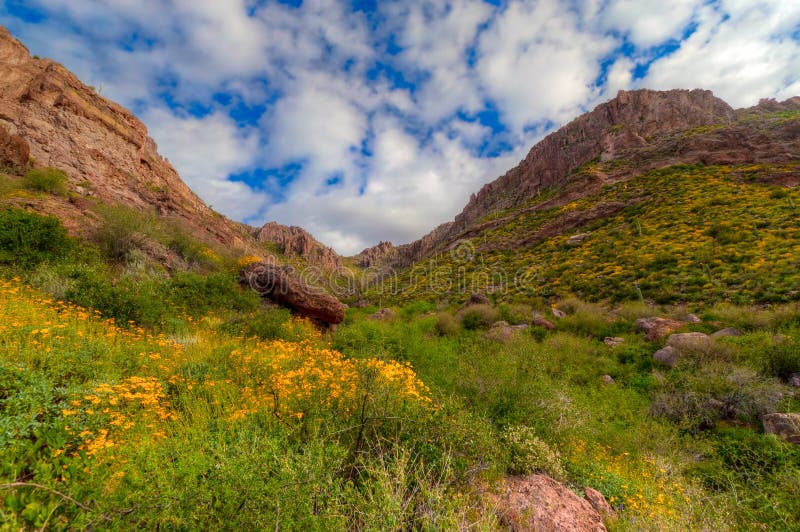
left=93, top=205, right=162, bottom=263
left=169, top=272, right=260, bottom=315
left=764, top=337, right=800, bottom=380
left=434, top=312, right=460, bottom=336
left=23, top=167, right=68, bottom=196
left=0, top=208, right=74, bottom=267
left=502, top=425, right=566, bottom=479
left=458, top=304, right=500, bottom=330
left=499, top=303, right=533, bottom=325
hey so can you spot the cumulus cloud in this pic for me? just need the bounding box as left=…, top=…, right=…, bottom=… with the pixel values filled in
left=475, top=0, right=616, bottom=132
left=641, top=1, right=800, bottom=106
left=143, top=108, right=268, bottom=220
left=2, top=0, right=799, bottom=254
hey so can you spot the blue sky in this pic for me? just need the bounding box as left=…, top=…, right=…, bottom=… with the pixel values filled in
left=2, top=0, right=799, bottom=254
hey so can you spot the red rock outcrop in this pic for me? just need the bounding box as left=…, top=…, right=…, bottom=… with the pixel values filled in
left=0, top=26, right=254, bottom=252
left=255, top=222, right=342, bottom=271
left=241, top=262, right=345, bottom=325
left=494, top=474, right=607, bottom=532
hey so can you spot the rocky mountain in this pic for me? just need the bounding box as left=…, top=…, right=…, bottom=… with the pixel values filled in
left=0, top=26, right=352, bottom=274
left=0, top=27, right=258, bottom=251
left=253, top=222, right=343, bottom=271
left=357, top=89, right=800, bottom=270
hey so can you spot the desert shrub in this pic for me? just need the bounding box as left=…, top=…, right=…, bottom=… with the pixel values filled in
left=400, top=300, right=435, bottom=319
left=0, top=208, right=74, bottom=267
left=434, top=312, right=460, bottom=336
left=705, top=303, right=800, bottom=331
left=502, top=425, right=566, bottom=479
left=169, top=272, right=260, bottom=315
left=764, top=336, right=800, bottom=380
left=458, top=304, right=500, bottom=330
left=554, top=299, right=618, bottom=337
left=613, top=300, right=657, bottom=322
left=498, top=303, right=533, bottom=325
left=93, top=205, right=163, bottom=263
left=715, top=428, right=798, bottom=478
left=651, top=364, right=785, bottom=431
left=23, top=167, right=68, bottom=196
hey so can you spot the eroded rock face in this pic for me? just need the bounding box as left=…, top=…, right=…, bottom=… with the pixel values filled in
left=495, top=474, right=607, bottom=532
left=241, top=262, right=345, bottom=325
left=0, top=26, right=253, bottom=251
left=255, top=222, right=342, bottom=271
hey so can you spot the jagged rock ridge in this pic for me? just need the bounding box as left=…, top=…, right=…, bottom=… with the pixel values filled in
left=254, top=222, right=343, bottom=271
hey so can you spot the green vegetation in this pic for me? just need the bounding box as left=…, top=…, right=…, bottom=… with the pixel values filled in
left=23, top=167, right=69, bottom=196
left=335, top=300, right=800, bottom=529
left=0, top=208, right=74, bottom=267
left=382, top=163, right=800, bottom=305
left=1, top=159, right=799, bottom=530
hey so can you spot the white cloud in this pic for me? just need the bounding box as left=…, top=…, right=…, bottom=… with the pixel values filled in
left=601, top=0, right=701, bottom=48
left=476, top=0, right=617, bottom=132
left=641, top=1, right=800, bottom=107
left=143, top=108, right=268, bottom=220
left=2, top=0, right=799, bottom=255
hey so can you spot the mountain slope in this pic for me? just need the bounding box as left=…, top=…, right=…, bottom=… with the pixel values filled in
left=362, top=91, right=800, bottom=304
left=357, top=90, right=799, bottom=271
left=0, top=26, right=350, bottom=274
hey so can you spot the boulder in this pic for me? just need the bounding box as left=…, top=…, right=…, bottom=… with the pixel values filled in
left=485, top=321, right=529, bottom=343
left=653, top=346, right=679, bottom=367
left=533, top=315, right=556, bottom=330
left=369, top=308, right=396, bottom=321
left=468, top=292, right=491, bottom=305
left=789, top=373, right=800, bottom=388
left=686, top=313, right=702, bottom=324
left=603, top=337, right=625, bottom=347
left=762, top=413, right=800, bottom=444
left=711, top=327, right=741, bottom=338
left=636, top=317, right=685, bottom=341
left=495, top=474, right=607, bottom=532
left=601, top=375, right=615, bottom=385
left=241, top=262, right=345, bottom=325
left=584, top=487, right=614, bottom=516
left=666, top=332, right=714, bottom=352
left=551, top=307, right=567, bottom=319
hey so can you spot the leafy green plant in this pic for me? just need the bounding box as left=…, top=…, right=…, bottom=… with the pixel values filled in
left=502, top=425, right=566, bottom=479
left=0, top=208, right=74, bottom=267
left=23, top=167, right=68, bottom=196
left=458, top=304, right=500, bottom=330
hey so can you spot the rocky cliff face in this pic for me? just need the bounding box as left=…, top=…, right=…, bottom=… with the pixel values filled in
left=360, top=89, right=799, bottom=269
left=254, top=222, right=343, bottom=270
left=0, top=26, right=254, bottom=251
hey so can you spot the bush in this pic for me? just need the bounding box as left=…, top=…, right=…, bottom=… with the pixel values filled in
left=651, top=364, right=785, bottom=431
left=502, top=425, right=566, bottom=479
left=764, top=337, right=800, bottom=380
left=458, top=304, right=500, bottom=330
left=169, top=272, right=260, bottom=315
left=498, top=303, right=533, bottom=325
left=434, top=312, right=460, bottom=336
left=0, top=208, right=74, bottom=267
left=23, top=167, right=68, bottom=196
left=93, top=205, right=162, bottom=264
